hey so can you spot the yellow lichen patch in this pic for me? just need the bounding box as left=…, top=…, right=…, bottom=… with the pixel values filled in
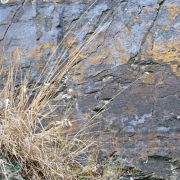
left=88, top=55, right=102, bottom=66
left=88, top=48, right=108, bottom=66
left=25, top=46, right=43, bottom=60
left=86, top=40, right=99, bottom=53
left=116, top=54, right=131, bottom=65
left=12, top=48, right=23, bottom=58
left=166, top=4, right=180, bottom=21
left=85, top=33, right=105, bottom=54
left=74, top=52, right=91, bottom=63
left=102, top=57, right=115, bottom=65
left=141, top=36, right=180, bottom=76
left=143, top=7, right=154, bottom=15
left=66, top=37, right=78, bottom=46
left=153, top=39, right=167, bottom=52
left=70, top=61, right=88, bottom=83
left=70, top=56, right=108, bottom=83
left=71, top=71, right=87, bottom=83
left=43, top=44, right=56, bottom=56
left=0, top=56, right=8, bottom=67
left=115, top=40, right=127, bottom=53
left=0, top=44, right=56, bottom=74
left=158, top=25, right=171, bottom=31
left=134, top=16, right=139, bottom=23
left=0, top=69, right=8, bottom=77
left=68, top=31, right=105, bottom=59
left=25, top=44, right=56, bottom=61
left=0, top=46, right=5, bottom=55
left=70, top=44, right=132, bottom=84
left=69, top=44, right=79, bottom=55
left=141, top=50, right=180, bottom=76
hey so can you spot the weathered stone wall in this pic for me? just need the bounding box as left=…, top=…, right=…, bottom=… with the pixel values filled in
left=1, top=0, right=180, bottom=179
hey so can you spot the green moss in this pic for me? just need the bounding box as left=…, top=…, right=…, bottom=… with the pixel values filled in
left=0, top=155, right=25, bottom=180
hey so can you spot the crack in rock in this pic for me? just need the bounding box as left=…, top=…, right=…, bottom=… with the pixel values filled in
left=0, top=0, right=26, bottom=41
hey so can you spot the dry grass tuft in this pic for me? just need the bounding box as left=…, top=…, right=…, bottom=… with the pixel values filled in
left=0, top=1, right=113, bottom=179
left=0, top=1, right=148, bottom=179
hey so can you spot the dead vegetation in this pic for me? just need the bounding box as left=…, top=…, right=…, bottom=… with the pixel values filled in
left=0, top=0, right=114, bottom=179
left=0, top=0, right=151, bottom=179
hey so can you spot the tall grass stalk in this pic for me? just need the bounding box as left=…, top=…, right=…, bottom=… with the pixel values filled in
left=0, top=1, right=114, bottom=179
left=0, top=1, right=150, bottom=179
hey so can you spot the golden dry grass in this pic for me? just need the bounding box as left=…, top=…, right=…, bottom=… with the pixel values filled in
left=0, top=1, right=115, bottom=179
left=0, top=1, right=150, bottom=179
left=0, top=0, right=121, bottom=179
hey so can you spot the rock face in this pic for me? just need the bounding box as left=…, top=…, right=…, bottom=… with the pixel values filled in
left=1, top=0, right=180, bottom=179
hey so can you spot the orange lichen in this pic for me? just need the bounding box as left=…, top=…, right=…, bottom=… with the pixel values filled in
left=166, top=4, right=180, bottom=21
left=141, top=35, right=180, bottom=76
left=88, top=56, right=102, bottom=66
left=0, top=44, right=56, bottom=75
left=25, top=44, right=56, bottom=61
left=66, top=37, right=78, bottom=46
left=12, top=48, right=23, bottom=58
left=115, top=40, right=127, bottom=53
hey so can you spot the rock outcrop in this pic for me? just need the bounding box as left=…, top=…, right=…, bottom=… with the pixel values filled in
left=0, top=0, right=180, bottom=179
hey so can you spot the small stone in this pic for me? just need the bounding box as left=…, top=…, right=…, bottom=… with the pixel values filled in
left=177, top=116, right=180, bottom=119
left=44, top=82, right=50, bottom=87
left=62, top=94, right=72, bottom=99
left=1, top=0, right=9, bottom=4
left=68, top=89, right=73, bottom=92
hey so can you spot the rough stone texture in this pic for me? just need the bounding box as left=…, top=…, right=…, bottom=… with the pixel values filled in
left=1, top=0, right=180, bottom=179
